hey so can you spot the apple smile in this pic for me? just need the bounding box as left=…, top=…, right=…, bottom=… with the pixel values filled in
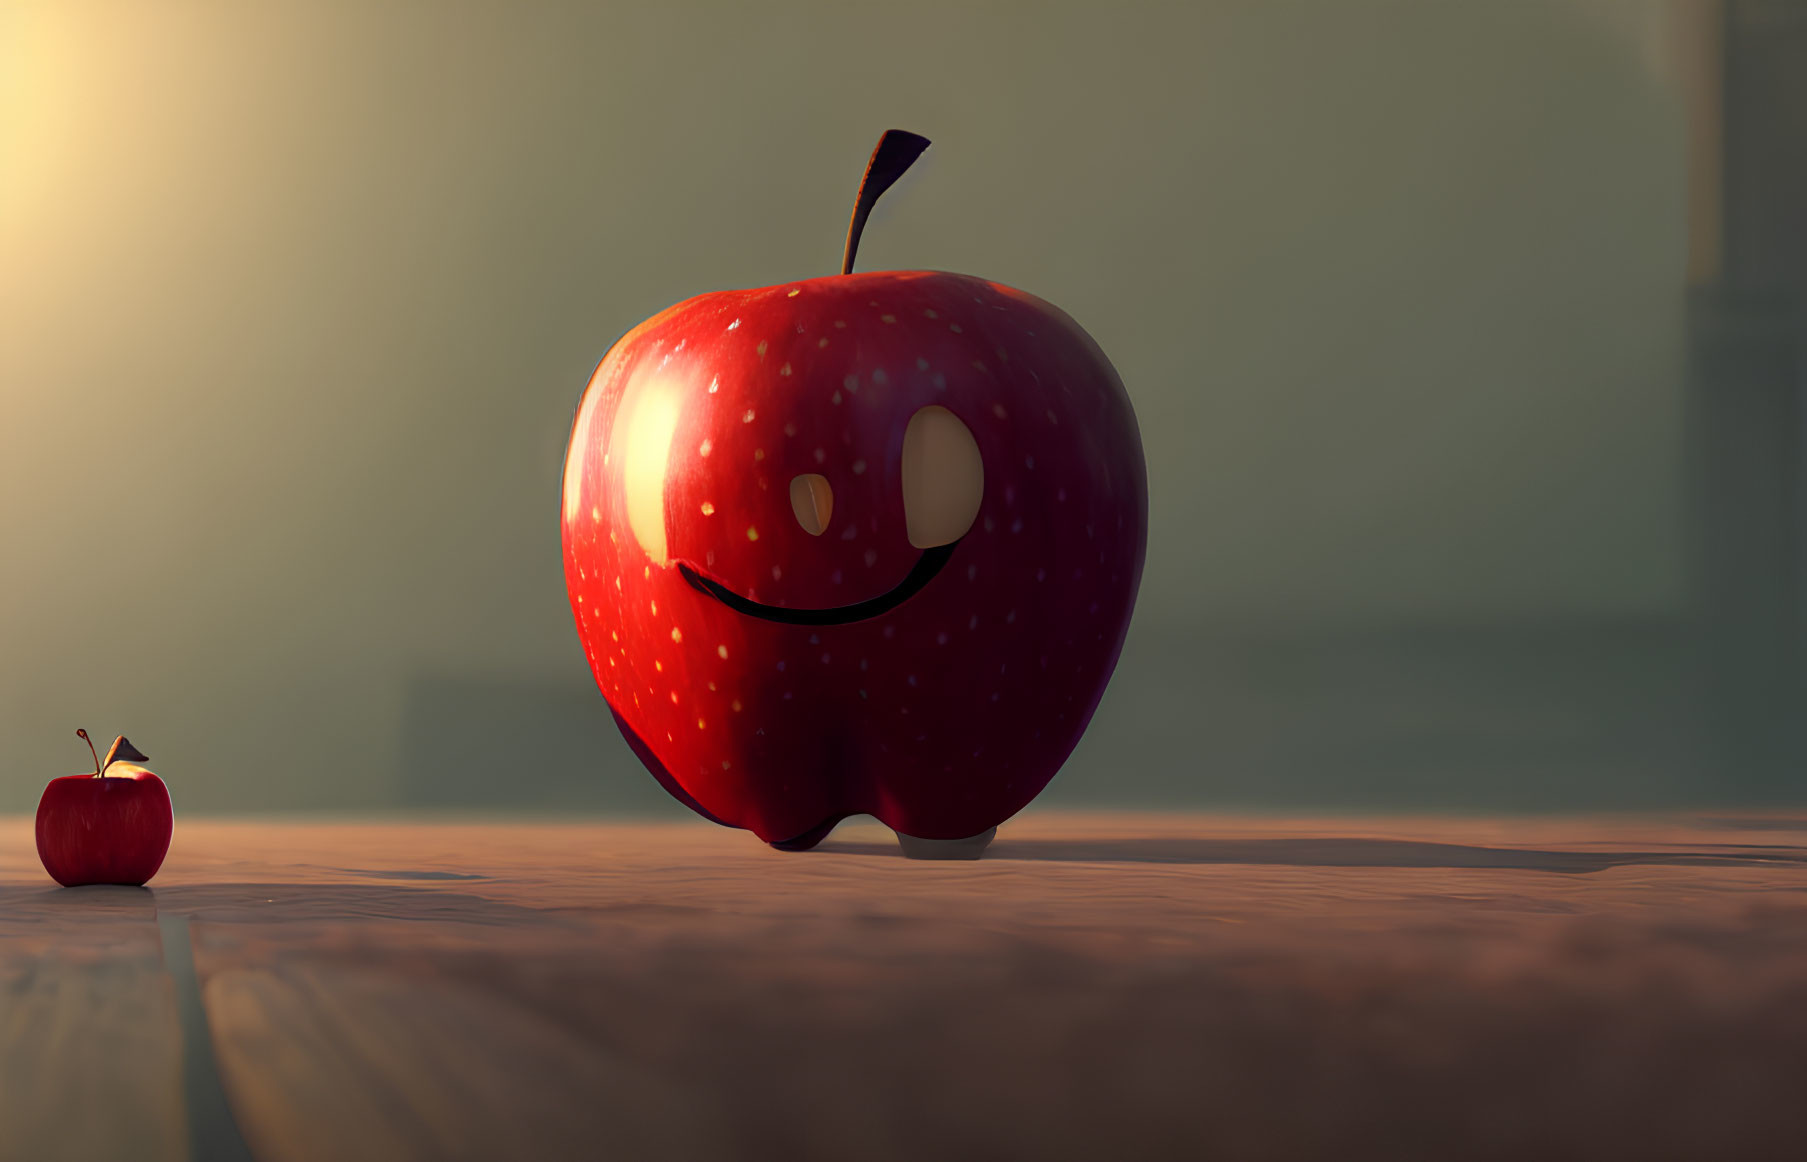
left=678, top=541, right=959, bottom=627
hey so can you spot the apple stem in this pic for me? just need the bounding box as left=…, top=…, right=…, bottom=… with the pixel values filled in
left=840, top=130, right=931, bottom=276
left=77, top=728, right=101, bottom=778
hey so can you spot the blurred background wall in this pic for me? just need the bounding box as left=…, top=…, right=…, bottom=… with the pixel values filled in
left=0, top=0, right=1798, bottom=813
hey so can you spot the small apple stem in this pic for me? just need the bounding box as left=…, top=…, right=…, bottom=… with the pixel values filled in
left=840, top=130, right=930, bottom=276
left=77, top=728, right=101, bottom=778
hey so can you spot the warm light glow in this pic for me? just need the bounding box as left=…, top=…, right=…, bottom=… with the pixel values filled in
left=610, top=378, right=683, bottom=566
left=0, top=6, right=197, bottom=292
left=0, top=6, right=58, bottom=241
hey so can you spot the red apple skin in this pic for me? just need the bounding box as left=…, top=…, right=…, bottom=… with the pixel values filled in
left=562, top=270, right=1146, bottom=846
left=36, top=770, right=174, bottom=887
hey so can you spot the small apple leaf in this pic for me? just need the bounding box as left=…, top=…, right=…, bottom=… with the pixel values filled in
left=102, top=735, right=149, bottom=772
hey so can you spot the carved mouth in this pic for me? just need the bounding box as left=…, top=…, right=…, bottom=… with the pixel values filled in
left=678, top=542, right=958, bottom=627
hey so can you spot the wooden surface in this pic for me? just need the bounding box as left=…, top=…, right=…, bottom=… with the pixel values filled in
left=3, top=811, right=1807, bottom=1161
left=0, top=884, right=187, bottom=1162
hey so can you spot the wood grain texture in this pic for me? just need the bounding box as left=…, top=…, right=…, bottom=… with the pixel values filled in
left=4, top=811, right=1807, bottom=1161
left=203, top=964, right=726, bottom=1162
left=0, top=887, right=186, bottom=1162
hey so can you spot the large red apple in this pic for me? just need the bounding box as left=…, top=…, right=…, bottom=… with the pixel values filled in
left=561, top=131, right=1146, bottom=855
left=37, top=730, right=174, bottom=887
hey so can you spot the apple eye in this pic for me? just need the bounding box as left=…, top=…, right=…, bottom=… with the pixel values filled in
left=790, top=473, right=834, bottom=536
left=901, top=405, right=984, bottom=548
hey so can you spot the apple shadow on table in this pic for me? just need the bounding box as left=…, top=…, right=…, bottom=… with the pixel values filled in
left=815, top=835, right=1807, bottom=874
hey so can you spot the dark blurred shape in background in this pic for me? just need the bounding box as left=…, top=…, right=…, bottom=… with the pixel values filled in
left=1682, top=0, right=1807, bottom=801
left=0, top=0, right=1800, bottom=813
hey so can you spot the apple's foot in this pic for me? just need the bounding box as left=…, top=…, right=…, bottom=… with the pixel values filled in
left=768, top=816, right=843, bottom=853
left=894, top=827, right=996, bottom=861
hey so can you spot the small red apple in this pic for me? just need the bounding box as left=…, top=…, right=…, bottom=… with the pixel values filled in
left=37, top=729, right=174, bottom=887
left=562, top=131, right=1147, bottom=855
